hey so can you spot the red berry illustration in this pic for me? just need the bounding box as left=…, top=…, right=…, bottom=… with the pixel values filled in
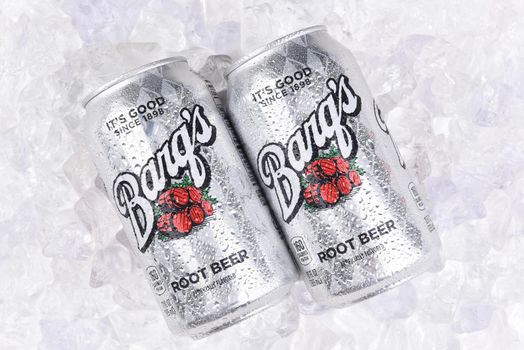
left=313, top=158, right=337, bottom=179
left=187, top=186, right=202, bottom=203
left=171, top=187, right=190, bottom=208
left=156, top=191, right=171, bottom=210
left=302, top=153, right=362, bottom=211
left=173, top=212, right=192, bottom=233
left=304, top=183, right=322, bottom=206
left=304, top=160, right=319, bottom=177
left=349, top=170, right=362, bottom=187
left=333, top=157, right=349, bottom=174
left=201, top=200, right=214, bottom=216
left=156, top=213, right=173, bottom=233
left=336, top=175, right=352, bottom=195
left=189, top=205, right=205, bottom=225
left=158, top=187, right=189, bottom=210
left=320, top=182, right=340, bottom=205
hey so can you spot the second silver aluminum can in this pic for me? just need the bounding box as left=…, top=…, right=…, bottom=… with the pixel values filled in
left=226, top=26, right=440, bottom=306
left=83, top=57, right=297, bottom=338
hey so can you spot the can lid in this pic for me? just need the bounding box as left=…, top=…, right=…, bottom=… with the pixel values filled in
left=82, top=56, right=188, bottom=107
left=226, top=25, right=327, bottom=77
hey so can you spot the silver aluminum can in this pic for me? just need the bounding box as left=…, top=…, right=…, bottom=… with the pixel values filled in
left=83, top=57, right=297, bottom=338
left=226, top=26, right=440, bottom=307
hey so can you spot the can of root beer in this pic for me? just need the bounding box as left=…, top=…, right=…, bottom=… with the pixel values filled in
left=226, top=26, right=440, bottom=306
left=83, top=57, right=297, bottom=338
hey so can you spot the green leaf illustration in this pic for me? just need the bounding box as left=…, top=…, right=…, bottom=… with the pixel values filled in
left=169, top=174, right=194, bottom=188
left=157, top=231, right=169, bottom=241
left=201, top=186, right=218, bottom=204
left=300, top=176, right=310, bottom=189
left=316, top=144, right=341, bottom=160
left=153, top=204, right=163, bottom=218
left=181, top=175, right=192, bottom=187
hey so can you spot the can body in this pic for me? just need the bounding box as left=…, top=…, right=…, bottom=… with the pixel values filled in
left=83, top=57, right=297, bottom=338
left=226, top=26, right=439, bottom=306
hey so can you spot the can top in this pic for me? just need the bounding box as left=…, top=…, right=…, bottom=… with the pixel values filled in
left=226, top=25, right=326, bottom=77
left=82, top=56, right=188, bottom=107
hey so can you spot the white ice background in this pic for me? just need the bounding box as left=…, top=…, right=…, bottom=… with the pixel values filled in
left=1, top=0, right=524, bottom=349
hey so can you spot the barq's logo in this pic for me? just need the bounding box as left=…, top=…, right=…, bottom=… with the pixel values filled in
left=257, top=74, right=361, bottom=223
left=112, top=104, right=216, bottom=253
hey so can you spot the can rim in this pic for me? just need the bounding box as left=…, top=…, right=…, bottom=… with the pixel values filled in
left=225, top=25, right=327, bottom=77
left=82, top=56, right=188, bottom=107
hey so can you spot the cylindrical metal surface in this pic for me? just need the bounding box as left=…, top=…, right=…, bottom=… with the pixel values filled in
left=226, top=26, right=439, bottom=306
left=84, top=57, right=297, bottom=338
